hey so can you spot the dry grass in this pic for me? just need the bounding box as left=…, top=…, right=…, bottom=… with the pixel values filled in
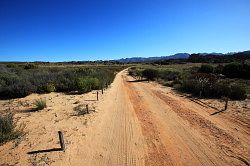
left=0, top=113, right=24, bottom=144
left=34, top=99, right=47, bottom=111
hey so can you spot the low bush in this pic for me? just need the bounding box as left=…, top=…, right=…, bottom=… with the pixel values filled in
left=24, top=63, right=38, bottom=70
left=6, top=63, right=18, bottom=68
left=73, top=105, right=88, bottom=115
left=0, top=114, right=23, bottom=144
left=128, top=67, right=143, bottom=80
left=229, top=84, right=247, bottom=100
left=159, top=70, right=180, bottom=81
left=43, top=83, right=56, bottom=93
left=163, top=81, right=174, bottom=87
left=223, top=62, right=250, bottom=79
left=142, top=68, right=159, bottom=81
left=178, top=75, right=247, bottom=100
left=34, top=99, right=47, bottom=111
left=214, top=64, right=224, bottom=74
left=76, top=77, right=100, bottom=93
left=199, top=64, right=214, bottom=73
left=128, top=70, right=134, bottom=76
left=0, top=78, right=36, bottom=99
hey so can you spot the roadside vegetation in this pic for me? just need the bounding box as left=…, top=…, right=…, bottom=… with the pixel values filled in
left=128, top=62, right=249, bottom=100
left=0, top=63, right=126, bottom=99
left=0, top=113, right=23, bottom=144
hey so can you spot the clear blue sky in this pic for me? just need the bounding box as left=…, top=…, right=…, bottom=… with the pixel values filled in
left=0, top=0, right=250, bottom=62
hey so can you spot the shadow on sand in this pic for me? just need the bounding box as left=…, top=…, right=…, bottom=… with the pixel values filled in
left=27, top=148, right=63, bottom=154
left=84, top=99, right=97, bottom=101
left=127, top=79, right=148, bottom=83
left=210, top=109, right=226, bottom=116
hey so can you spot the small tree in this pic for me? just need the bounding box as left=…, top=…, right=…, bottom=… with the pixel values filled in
left=142, top=69, right=159, bottom=81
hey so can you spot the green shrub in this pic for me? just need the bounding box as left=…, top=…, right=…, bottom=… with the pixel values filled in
left=223, top=62, right=250, bottom=79
left=128, top=68, right=143, bottom=80
left=76, top=77, right=100, bottom=93
left=55, top=74, right=77, bottom=92
left=229, top=84, right=247, bottom=100
left=178, top=75, right=247, bottom=100
left=159, top=70, right=180, bottom=81
left=0, top=78, right=36, bottom=99
left=34, top=99, right=47, bottom=111
left=0, top=114, right=23, bottom=144
left=199, top=64, right=214, bottom=73
left=142, top=68, right=159, bottom=81
left=44, top=83, right=56, bottom=93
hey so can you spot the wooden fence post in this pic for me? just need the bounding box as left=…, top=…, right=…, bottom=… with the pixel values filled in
left=97, top=91, right=99, bottom=101
left=101, top=89, right=103, bottom=94
left=86, top=104, right=89, bottom=114
left=225, top=97, right=229, bottom=110
left=58, top=131, right=65, bottom=152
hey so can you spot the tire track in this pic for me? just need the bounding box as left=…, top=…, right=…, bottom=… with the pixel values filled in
left=151, top=90, right=249, bottom=166
left=84, top=71, right=145, bottom=166
left=123, top=75, right=173, bottom=166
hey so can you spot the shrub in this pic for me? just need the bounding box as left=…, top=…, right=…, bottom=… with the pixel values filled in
left=55, top=75, right=76, bottom=92
left=89, top=77, right=100, bottom=89
left=223, top=62, right=250, bottom=79
left=199, top=64, right=214, bottom=73
left=128, top=70, right=134, bottom=76
left=159, top=70, right=180, bottom=81
left=76, top=77, right=100, bottom=93
left=229, top=84, right=247, bottom=100
left=128, top=68, right=143, bottom=80
left=73, top=105, right=88, bottom=115
left=24, top=63, right=38, bottom=70
left=142, top=68, right=159, bottom=81
left=34, top=99, right=47, bottom=111
left=163, top=81, right=174, bottom=87
left=0, top=78, right=36, bottom=99
left=214, top=64, right=224, bottom=74
left=6, top=63, right=18, bottom=68
left=0, top=114, right=23, bottom=144
left=43, top=83, right=56, bottom=93
left=178, top=75, right=247, bottom=100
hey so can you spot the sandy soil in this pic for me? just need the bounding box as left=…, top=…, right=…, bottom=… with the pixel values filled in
left=0, top=70, right=249, bottom=166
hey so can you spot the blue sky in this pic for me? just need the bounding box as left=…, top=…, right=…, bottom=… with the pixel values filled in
left=0, top=0, right=249, bottom=62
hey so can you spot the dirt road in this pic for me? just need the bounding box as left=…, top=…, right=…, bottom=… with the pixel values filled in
left=1, top=70, right=249, bottom=165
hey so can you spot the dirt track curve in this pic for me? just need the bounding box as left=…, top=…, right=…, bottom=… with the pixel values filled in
left=1, top=70, right=249, bottom=166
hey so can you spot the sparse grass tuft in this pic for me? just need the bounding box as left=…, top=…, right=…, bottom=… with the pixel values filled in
left=34, top=99, right=47, bottom=111
left=0, top=113, right=23, bottom=144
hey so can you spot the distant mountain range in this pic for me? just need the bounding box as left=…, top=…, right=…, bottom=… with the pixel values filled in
left=116, top=53, right=190, bottom=63
left=115, top=51, right=250, bottom=63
